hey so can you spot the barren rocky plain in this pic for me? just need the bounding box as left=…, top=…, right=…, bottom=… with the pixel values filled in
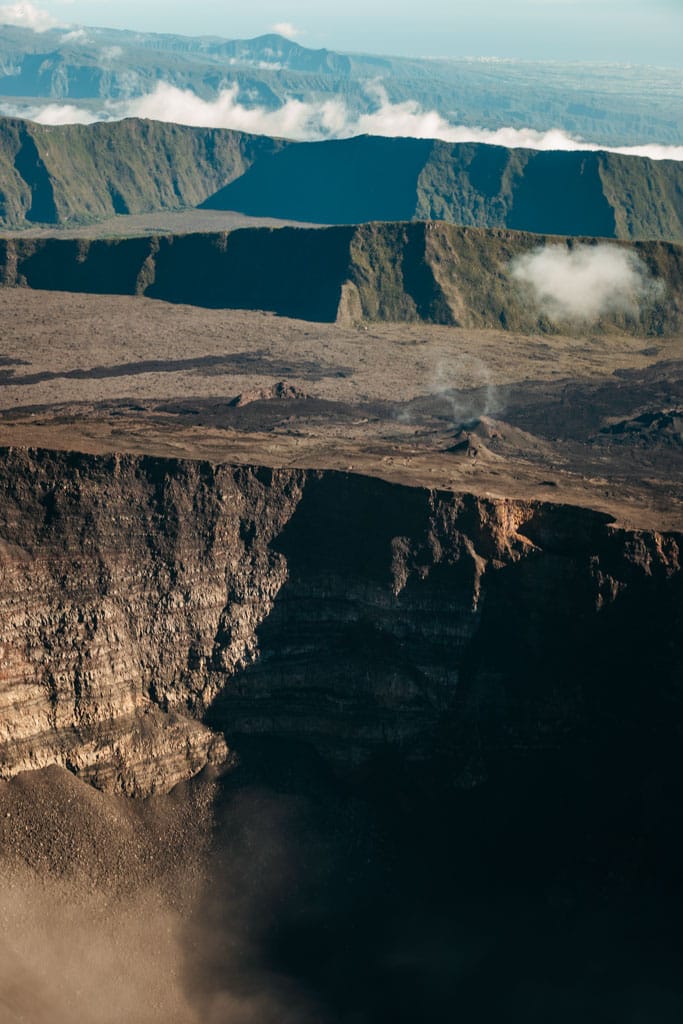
left=0, top=286, right=681, bottom=529
left=1, top=218, right=682, bottom=1022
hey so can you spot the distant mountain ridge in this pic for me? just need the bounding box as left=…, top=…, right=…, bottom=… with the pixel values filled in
left=0, top=117, right=681, bottom=241
left=0, top=24, right=681, bottom=148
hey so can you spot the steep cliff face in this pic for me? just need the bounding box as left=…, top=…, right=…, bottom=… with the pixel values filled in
left=1, top=223, right=681, bottom=332
left=0, top=117, right=286, bottom=227
left=0, top=450, right=302, bottom=794
left=204, top=137, right=683, bottom=241
left=0, top=447, right=680, bottom=797
left=1, top=117, right=681, bottom=238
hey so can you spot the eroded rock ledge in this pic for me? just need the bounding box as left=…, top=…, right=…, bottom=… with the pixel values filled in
left=0, top=446, right=680, bottom=796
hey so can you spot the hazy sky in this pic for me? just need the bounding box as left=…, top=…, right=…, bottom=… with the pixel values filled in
left=20, top=0, right=683, bottom=63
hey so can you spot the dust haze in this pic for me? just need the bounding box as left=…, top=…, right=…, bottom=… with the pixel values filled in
left=0, top=869, right=198, bottom=1024
left=0, top=776, right=322, bottom=1024
left=0, top=843, right=318, bottom=1024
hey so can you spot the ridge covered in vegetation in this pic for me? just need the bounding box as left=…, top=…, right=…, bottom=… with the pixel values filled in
left=1, top=117, right=681, bottom=241
left=204, top=136, right=683, bottom=241
left=0, top=116, right=285, bottom=226
left=1, top=222, right=681, bottom=332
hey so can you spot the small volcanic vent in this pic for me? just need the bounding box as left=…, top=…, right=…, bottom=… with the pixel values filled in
left=446, top=416, right=505, bottom=458
left=446, top=415, right=552, bottom=463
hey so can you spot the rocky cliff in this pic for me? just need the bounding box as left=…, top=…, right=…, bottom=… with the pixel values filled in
left=204, top=136, right=683, bottom=241
left=0, top=446, right=680, bottom=798
left=1, top=222, right=682, bottom=331
left=0, top=117, right=285, bottom=227
left=1, top=116, right=682, bottom=240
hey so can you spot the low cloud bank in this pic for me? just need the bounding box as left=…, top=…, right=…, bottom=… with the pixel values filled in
left=22, top=102, right=98, bottom=125
left=5, top=81, right=682, bottom=160
left=127, top=82, right=344, bottom=139
left=510, top=244, right=663, bottom=321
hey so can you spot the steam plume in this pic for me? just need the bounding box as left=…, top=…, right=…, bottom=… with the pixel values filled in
left=510, top=243, right=663, bottom=321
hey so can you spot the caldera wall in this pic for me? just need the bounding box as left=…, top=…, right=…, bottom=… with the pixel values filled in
left=0, top=446, right=680, bottom=796
left=1, top=222, right=681, bottom=332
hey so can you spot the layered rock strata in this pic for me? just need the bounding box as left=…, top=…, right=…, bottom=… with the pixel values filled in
left=0, top=446, right=680, bottom=796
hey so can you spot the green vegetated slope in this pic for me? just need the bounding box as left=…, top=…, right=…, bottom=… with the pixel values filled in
left=0, top=117, right=286, bottom=227
left=1, top=222, right=681, bottom=334
left=344, top=223, right=683, bottom=334
left=204, top=137, right=683, bottom=241
left=1, top=116, right=681, bottom=241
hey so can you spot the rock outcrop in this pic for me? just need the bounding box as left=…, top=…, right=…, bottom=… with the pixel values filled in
left=0, top=446, right=680, bottom=797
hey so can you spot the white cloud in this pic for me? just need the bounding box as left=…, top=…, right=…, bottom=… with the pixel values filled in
left=270, top=22, right=300, bottom=40
left=510, top=244, right=663, bottom=321
left=352, top=83, right=683, bottom=160
left=602, top=142, right=683, bottom=161
left=3, top=79, right=682, bottom=161
left=24, top=102, right=100, bottom=125
left=123, top=81, right=348, bottom=139
left=0, top=2, right=61, bottom=31
left=61, top=28, right=88, bottom=44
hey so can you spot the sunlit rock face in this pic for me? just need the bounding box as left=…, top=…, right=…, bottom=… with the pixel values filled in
left=0, top=446, right=680, bottom=796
